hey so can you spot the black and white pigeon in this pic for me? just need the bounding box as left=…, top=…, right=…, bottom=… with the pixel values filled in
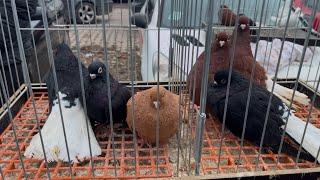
left=86, top=60, right=131, bottom=130
left=207, top=69, right=318, bottom=162
left=44, top=43, right=89, bottom=111
left=24, top=43, right=101, bottom=162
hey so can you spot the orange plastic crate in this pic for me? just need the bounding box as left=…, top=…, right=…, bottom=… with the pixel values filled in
left=1, top=92, right=320, bottom=179
left=192, top=112, right=319, bottom=175
left=0, top=92, right=172, bottom=179
left=295, top=104, right=320, bottom=128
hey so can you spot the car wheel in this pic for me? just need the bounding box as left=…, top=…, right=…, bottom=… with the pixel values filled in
left=76, top=2, right=95, bottom=24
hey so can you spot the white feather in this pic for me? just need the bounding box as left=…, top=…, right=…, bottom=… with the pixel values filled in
left=282, top=106, right=320, bottom=163
left=24, top=92, right=101, bottom=163
left=271, top=0, right=302, bottom=27
left=266, top=76, right=310, bottom=106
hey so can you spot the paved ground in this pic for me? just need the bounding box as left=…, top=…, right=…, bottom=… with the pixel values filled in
left=67, top=4, right=143, bottom=81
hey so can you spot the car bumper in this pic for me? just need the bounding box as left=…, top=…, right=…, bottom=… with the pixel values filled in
left=96, top=1, right=113, bottom=15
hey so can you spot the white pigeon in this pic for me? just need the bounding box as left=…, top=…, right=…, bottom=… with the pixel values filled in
left=24, top=92, right=101, bottom=163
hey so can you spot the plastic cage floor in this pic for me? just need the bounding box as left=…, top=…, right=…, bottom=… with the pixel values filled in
left=295, top=104, right=320, bottom=128
left=194, top=103, right=320, bottom=175
left=0, top=92, right=172, bottom=179
left=1, top=92, right=320, bottom=179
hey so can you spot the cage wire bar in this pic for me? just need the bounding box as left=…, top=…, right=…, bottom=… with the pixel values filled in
left=276, top=0, right=314, bottom=170
left=216, top=0, right=243, bottom=173
left=176, top=0, right=187, bottom=177
left=10, top=0, right=54, bottom=178
left=39, top=0, right=74, bottom=177
left=194, top=0, right=215, bottom=175
left=1, top=0, right=320, bottom=179
left=0, top=54, right=28, bottom=178
left=235, top=0, right=267, bottom=173
left=293, top=0, right=319, bottom=164
left=189, top=0, right=204, bottom=175
left=0, top=9, right=18, bottom=96
left=127, top=0, right=139, bottom=176
left=69, top=0, right=95, bottom=177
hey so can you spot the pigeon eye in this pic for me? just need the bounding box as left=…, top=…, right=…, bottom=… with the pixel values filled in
left=98, top=67, right=103, bottom=74
left=220, top=79, right=227, bottom=84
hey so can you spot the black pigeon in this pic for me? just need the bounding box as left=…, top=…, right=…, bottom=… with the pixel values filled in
left=44, top=43, right=88, bottom=111
left=207, top=70, right=314, bottom=161
left=86, top=60, right=131, bottom=128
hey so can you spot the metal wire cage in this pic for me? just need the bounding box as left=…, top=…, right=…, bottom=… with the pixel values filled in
left=0, top=0, right=320, bottom=179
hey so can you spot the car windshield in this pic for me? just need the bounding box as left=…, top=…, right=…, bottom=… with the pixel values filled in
left=160, top=0, right=283, bottom=28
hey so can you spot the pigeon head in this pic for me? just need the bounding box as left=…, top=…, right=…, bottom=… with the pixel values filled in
left=214, top=69, right=249, bottom=87
left=238, top=16, right=250, bottom=31
left=216, top=32, right=229, bottom=48
left=53, top=43, right=78, bottom=69
left=149, top=86, right=166, bottom=109
left=88, top=60, right=107, bottom=80
left=207, top=70, right=249, bottom=105
left=214, top=70, right=230, bottom=86
left=220, top=5, right=229, bottom=9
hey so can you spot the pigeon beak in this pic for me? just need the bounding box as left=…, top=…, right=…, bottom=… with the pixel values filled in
left=153, top=101, right=160, bottom=108
left=90, top=74, right=97, bottom=80
left=240, top=24, right=246, bottom=30
left=213, top=81, right=218, bottom=85
left=219, top=41, right=225, bottom=47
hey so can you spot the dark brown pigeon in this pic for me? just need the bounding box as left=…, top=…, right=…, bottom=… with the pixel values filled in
left=230, top=15, right=309, bottom=106
left=218, top=5, right=257, bottom=35
left=230, top=16, right=267, bottom=88
left=187, top=32, right=230, bottom=106
left=218, top=5, right=237, bottom=26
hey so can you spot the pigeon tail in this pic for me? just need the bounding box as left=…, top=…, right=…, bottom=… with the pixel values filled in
left=24, top=92, right=101, bottom=163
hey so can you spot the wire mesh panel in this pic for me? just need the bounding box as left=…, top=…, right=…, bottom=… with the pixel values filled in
left=0, top=92, right=173, bottom=179
left=0, top=0, right=320, bottom=179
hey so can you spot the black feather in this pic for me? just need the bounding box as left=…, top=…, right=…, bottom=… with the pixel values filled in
left=207, top=70, right=314, bottom=162
left=86, top=60, right=131, bottom=127
left=44, top=43, right=88, bottom=111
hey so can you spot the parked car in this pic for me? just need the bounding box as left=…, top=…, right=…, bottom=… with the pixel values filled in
left=62, top=0, right=113, bottom=24
left=37, top=0, right=64, bottom=19
left=28, top=3, right=66, bottom=83
left=294, top=0, right=320, bottom=32
left=131, top=0, right=282, bottom=82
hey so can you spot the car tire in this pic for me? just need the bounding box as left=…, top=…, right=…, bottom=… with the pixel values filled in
left=75, top=2, right=95, bottom=24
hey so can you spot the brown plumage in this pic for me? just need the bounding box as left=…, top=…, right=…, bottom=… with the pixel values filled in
left=187, top=17, right=267, bottom=106
left=218, top=5, right=237, bottom=26
left=231, top=16, right=267, bottom=87
left=126, top=86, right=179, bottom=145
left=218, top=5, right=257, bottom=35
left=187, top=32, right=230, bottom=106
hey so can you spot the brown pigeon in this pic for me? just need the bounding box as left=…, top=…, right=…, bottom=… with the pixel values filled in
left=230, top=16, right=267, bottom=88
left=218, top=5, right=237, bottom=26
left=231, top=16, right=310, bottom=106
left=218, top=5, right=257, bottom=35
left=187, top=15, right=310, bottom=107
left=126, top=86, right=179, bottom=145
left=187, top=32, right=230, bottom=106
